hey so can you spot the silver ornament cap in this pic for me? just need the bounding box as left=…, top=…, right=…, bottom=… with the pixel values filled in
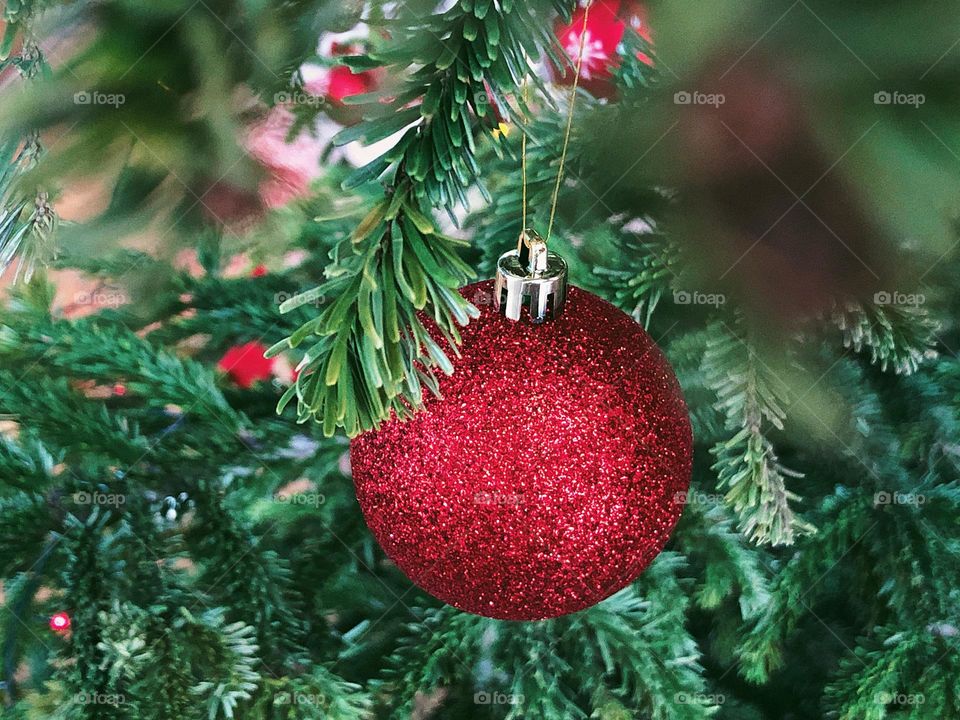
left=494, top=229, right=568, bottom=324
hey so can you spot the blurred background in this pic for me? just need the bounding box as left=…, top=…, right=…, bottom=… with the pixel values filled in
left=0, top=1, right=958, bottom=718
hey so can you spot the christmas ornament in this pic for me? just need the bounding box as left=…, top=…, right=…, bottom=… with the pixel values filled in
left=350, top=232, right=692, bottom=620
left=554, top=0, right=653, bottom=98
left=351, top=3, right=688, bottom=620
left=218, top=341, right=275, bottom=388
left=49, top=611, right=71, bottom=633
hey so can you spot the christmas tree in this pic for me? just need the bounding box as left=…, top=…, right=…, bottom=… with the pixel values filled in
left=1, top=0, right=959, bottom=718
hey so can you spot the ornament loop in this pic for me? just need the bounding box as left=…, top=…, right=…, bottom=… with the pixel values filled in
left=495, top=229, right=567, bottom=324
left=517, top=227, right=550, bottom=274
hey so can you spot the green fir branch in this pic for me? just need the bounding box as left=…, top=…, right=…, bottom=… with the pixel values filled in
left=674, top=499, right=771, bottom=620
left=271, top=186, right=478, bottom=436
left=0, top=312, right=246, bottom=434
left=273, top=0, right=573, bottom=436
left=187, top=489, right=306, bottom=665
left=833, top=300, right=938, bottom=375
left=184, top=608, right=262, bottom=720
left=381, top=556, right=715, bottom=720
left=825, top=627, right=960, bottom=720
left=335, top=0, right=571, bottom=208
left=249, top=666, right=374, bottom=719
left=595, top=227, right=680, bottom=328
left=704, top=322, right=815, bottom=546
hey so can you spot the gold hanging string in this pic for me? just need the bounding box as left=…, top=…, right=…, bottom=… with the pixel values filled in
left=517, top=1, right=592, bottom=248
left=547, top=0, right=592, bottom=243
left=520, top=74, right=529, bottom=243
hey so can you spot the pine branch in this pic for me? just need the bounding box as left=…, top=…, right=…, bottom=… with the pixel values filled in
left=147, top=271, right=321, bottom=347
left=92, top=512, right=207, bottom=719
left=737, top=351, right=960, bottom=685
left=674, top=499, right=771, bottom=620
left=379, top=605, right=477, bottom=719
left=568, top=558, right=717, bottom=720
left=0, top=493, right=54, bottom=577
left=611, top=25, right=658, bottom=93
left=0, top=571, right=45, bottom=707
left=133, top=610, right=201, bottom=720
left=0, top=312, right=247, bottom=434
left=250, top=666, right=373, bottom=719
left=704, top=322, right=815, bottom=546
left=825, top=627, right=960, bottom=719
left=187, top=489, right=306, bottom=665
left=381, top=557, right=716, bottom=720
left=833, top=300, right=938, bottom=375
left=595, top=227, right=680, bottom=328
left=0, top=374, right=156, bottom=469
left=272, top=1, right=573, bottom=436
left=0, top=435, right=57, bottom=491
left=56, top=510, right=121, bottom=719
left=335, top=0, right=571, bottom=208
left=94, top=601, right=152, bottom=698
left=271, top=186, right=478, bottom=436
left=663, top=329, right=728, bottom=442
left=184, top=608, right=262, bottom=720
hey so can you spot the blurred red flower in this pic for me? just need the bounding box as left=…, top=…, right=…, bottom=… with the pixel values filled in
left=554, top=0, right=653, bottom=98
left=245, top=106, right=326, bottom=209
left=218, top=341, right=276, bottom=388
left=303, top=42, right=384, bottom=126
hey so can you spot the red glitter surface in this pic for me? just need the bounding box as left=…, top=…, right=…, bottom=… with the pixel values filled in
left=350, top=281, right=692, bottom=620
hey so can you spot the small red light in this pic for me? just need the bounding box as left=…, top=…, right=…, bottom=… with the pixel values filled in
left=49, top=612, right=71, bottom=633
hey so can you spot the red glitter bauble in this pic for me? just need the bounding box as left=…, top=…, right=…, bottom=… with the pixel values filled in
left=350, top=282, right=692, bottom=620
